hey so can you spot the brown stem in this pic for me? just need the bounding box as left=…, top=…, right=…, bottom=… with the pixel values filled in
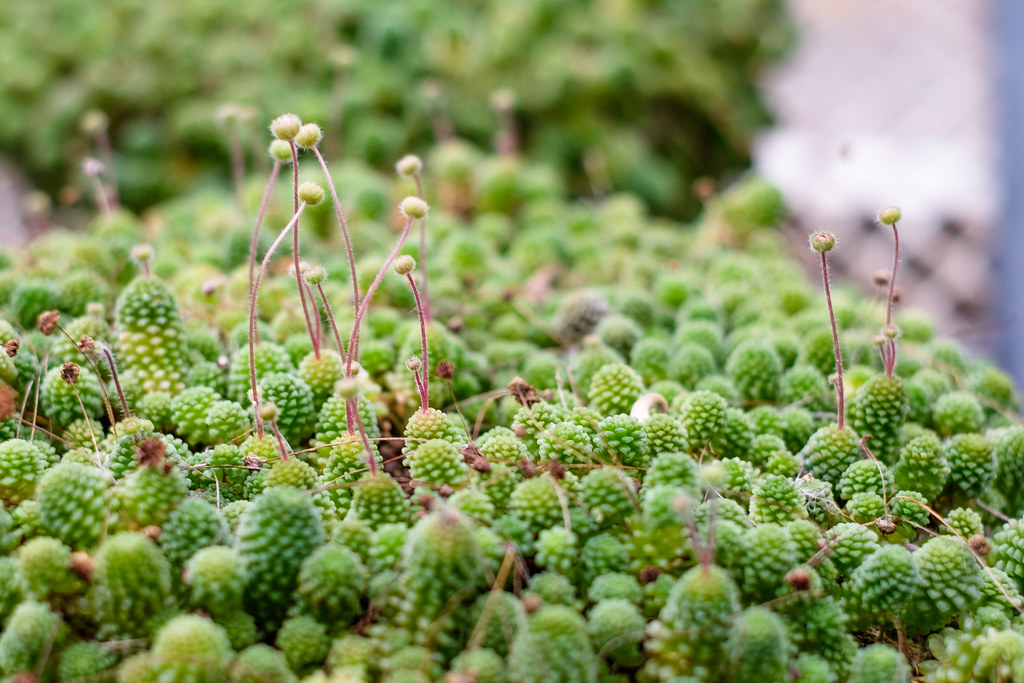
left=101, top=346, right=131, bottom=420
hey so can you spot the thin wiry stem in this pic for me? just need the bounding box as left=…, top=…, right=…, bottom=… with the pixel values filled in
left=316, top=282, right=347, bottom=366
left=248, top=161, right=281, bottom=294
left=406, top=272, right=429, bottom=409
left=311, top=147, right=361, bottom=313
left=349, top=396, right=377, bottom=476
left=346, top=216, right=415, bottom=376
left=820, top=251, right=845, bottom=430
left=248, top=204, right=308, bottom=437
left=883, top=222, right=901, bottom=377
left=413, top=173, right=432, bottom=322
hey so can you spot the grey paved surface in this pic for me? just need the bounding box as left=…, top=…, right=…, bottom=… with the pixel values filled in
left=755, top=0, right=999, bottom=345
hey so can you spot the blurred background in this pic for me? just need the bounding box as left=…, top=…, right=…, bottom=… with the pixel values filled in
left=0, top=0, right=1020, bottom=383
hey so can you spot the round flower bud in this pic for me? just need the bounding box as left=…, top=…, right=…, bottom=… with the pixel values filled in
left=294, top=123, right=323, bottom=149
left=882, top=325, right=900, bottom=339
left=268, top=140, right=293, bottom=163
left=395, top=155, right=423, bottom=178
left=877, top=206, right=902, bottom=225
left=337, top=378, right=360, bottom=399
left=131, top=244, right=154, bottom=263
left=80, top=110, right=108, bottom=135
left=394, top=255, right=416, bottom=276
left=406, top=356, right=422, bottom=372
left=809, top=232, right=836, bottom=253
left=270, top=113, right=302, bottom=141
left=399, top=196, right=429, bottom=220
left=298, top=182, right=326, bottom=207
left=82, top=158, right=104, bottom=177
left=258, top=402, right=280, bottom=422
left=304, top=266, right=327, bottom=285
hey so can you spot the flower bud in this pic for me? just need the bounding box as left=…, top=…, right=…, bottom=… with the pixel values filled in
left=294, top=123, right=323, bottom=149
left=394, top=255, right=416, bottom=276
left=809, top=231, right=836, bottom=253
left=257, top=402, right=279, bottom=422
left=304, top=266, right=327, bottom=285
left=336, top=377, right=360, bottom=399
left=268, top=139, right=293, bottom=163
left=399, top=196, right=429, bottom=220
left=131, top=244, right=154, bottom=264
left=270, top=113, right=302, bottom=141
left=877, top=206, right=902, bottom=226
left=298, top=181, right=326, bottom=207
left=406, top=356, right=422, bottom=372
left=80, top=110, right=108, bottom=135
left=395, top=154, right=423, bottom=178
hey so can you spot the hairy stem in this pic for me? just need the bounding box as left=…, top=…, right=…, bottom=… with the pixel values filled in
left=820, top=251, right=845, bottom=430
left=248, top=204, right=308, bottom=437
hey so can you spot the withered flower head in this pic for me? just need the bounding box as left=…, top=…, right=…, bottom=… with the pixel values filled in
left=60, top=362, right=80, bottom=385
left=135, top=437, right=167, bottom=468
left=37, top=310, right=60, bottom=335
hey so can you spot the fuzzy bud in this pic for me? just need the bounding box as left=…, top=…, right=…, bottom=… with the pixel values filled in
left=872, top=269, right=890, bottom=287
left=294, top=123, right=323, bottom=149
left=394, top=255, right=416, bottom=276
left=257, top=402, right=280, bottom=423
left=37, top=310, right=60, bottom=335
left=270, top=113, right=302, bottom=141
left=298, top=181, right=326, bottom=206
left=302, top=266, right=326, bottom=286
left=395, top=154, right=424, bottom=178
left=268, top=139, right=293, bottom=163
left=82, top=157, right=104, bottom=177
left=399, top=196, right=429, bottom=220
left=882, top=325, right=900, bottom=339
left=131, top=244, right=154, bottom=264
left=337, top=377, right=360, bottom=399
left=80, top=110, right=108, bottom=135
left=877, top=206, right=902, bottom=226
left=3, top=339, right=18, bottom=358
left=809, top=231, right=836, bottom=253
left=406, top=356, right=422, bottom=372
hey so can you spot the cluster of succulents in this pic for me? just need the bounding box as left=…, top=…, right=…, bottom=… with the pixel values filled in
left=0, top=112, right=1021, bottom=683
left=0, top=0, right=791, bottom=214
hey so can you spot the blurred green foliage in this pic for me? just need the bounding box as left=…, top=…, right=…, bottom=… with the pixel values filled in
left=0, top=0, right=792, bottom=215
